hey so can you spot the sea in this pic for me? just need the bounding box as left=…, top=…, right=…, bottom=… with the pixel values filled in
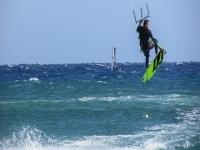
left=0, top=62, right=200, bottom=150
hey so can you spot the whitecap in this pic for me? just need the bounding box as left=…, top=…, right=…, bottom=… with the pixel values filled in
left=78, top=97, right=97, bottom=101
left=97, top=81, right=107, bottom=84
left=8, top=64, right=13, bottom=67
left=96, top=63, right=107, bottom=67
left=176, top=62, right=183, bottom=65
left=29, top=78, right=39, bottom=81
left=170, top=94, right=181, bottom=98
left=86, top=68, right=92, bottom=70
left=117, top=76, right=122, bottom=78
left=1, top=125, right=53, bottom=150
left=29, top=78, right=40, bottom=83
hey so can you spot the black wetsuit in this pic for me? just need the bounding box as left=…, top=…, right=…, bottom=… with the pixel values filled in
left=137, top=23, right=159, bottom=69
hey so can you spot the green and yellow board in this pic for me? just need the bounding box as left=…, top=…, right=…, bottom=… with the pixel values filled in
left=141, top=50, right=166, bottom=83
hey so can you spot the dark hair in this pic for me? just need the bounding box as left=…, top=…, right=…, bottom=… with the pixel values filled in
left=143, top=19, right=149, bottom=27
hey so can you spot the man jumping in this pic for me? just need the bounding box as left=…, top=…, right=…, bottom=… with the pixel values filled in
left=137, top=19, right=164, bottom=69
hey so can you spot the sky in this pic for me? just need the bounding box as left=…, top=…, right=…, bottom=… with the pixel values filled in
left=0, top=0, right=200, bottom=64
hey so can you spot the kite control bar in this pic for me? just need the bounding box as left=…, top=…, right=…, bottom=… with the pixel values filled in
left=133, top=3, right=150, bottom=24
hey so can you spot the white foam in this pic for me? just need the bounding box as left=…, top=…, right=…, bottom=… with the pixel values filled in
left=2, top=113, right=199, bottom=150
left=97, top=81, right=107, bottom=84
left=1, top=125, right=53, bottom=150
left=86, top=68, right=92, bottom=70
left=170, top=94, right=181, bottom=98
left=2, top=100, right=199, bottom=150
left=78, top=97, right=97, bottom=101
left=176, top=62, right=183, bottom=65
left=29, top=78, right=40, bottom=83
left=96, top=63, right=107, bottom=67
left=77, top=96, right=134, bottom=102
left=29, top=78, right=39, bottom=81
left=117, top=75, right=122, bottom=78
left=8, top=64, right=14, bottom=67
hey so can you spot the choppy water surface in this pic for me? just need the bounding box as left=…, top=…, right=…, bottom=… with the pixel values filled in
left=0, top=62, right=200, bottom=150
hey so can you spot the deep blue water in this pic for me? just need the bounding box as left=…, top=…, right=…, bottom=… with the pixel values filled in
left=0, top=62, right=200, bottom=150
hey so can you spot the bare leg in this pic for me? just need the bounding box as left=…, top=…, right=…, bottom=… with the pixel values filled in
left=145, top=50, right=150, bottom=69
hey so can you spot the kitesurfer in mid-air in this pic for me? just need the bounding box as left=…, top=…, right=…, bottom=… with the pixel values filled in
left=137, top=19, right=164, bottom=69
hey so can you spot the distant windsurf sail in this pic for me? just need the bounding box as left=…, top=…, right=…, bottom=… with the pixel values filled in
left=111, top=47, right=118, bottom=71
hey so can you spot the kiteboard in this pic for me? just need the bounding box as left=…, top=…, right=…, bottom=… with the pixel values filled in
left=141, top=49, right=167, bottom=82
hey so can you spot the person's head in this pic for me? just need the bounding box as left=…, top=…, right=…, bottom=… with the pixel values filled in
left=143, top=19, right=150, bottom=28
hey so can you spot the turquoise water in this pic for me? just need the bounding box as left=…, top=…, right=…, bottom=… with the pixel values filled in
left=0, top=62, right=200, bottom=150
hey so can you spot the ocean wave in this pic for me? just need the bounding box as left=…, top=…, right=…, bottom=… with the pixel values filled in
left=97, top=81, right=107, bottom=84
left=1, top=62, right=200, bottom=150
left=1, top=105, right=199, bottom=150
left=0, top=125, right=53, bottom=150
left=95, top=63, right=108, bottom=67
left=29, top=78, right=40, bottom=83
left=2, top=114, right=199, bottom=150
